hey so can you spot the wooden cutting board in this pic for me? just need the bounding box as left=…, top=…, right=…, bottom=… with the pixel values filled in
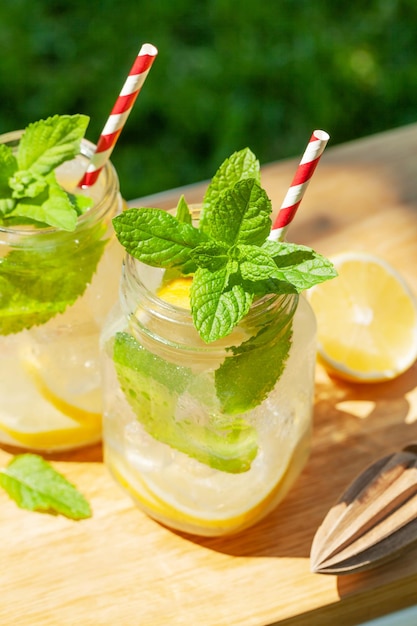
left=2, top=124, right=417, bottom=626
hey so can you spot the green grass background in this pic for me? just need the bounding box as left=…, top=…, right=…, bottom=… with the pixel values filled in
left=1, top=0, right=416, bottom=200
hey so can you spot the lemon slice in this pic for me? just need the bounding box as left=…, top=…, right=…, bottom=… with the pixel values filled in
left=108, top=452, right=295, bottom=535
left=0, top=358, right=101, bottom=450
left=308, top=252, right=417, bottom=382
left=25, top=359, right=102, bottom=425
left=157, top=276, right=192, bottom=309
left=0, top=418, right=101, bottom=450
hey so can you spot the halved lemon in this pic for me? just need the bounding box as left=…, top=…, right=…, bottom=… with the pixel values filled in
left=308, top=252, right=417, bottom=382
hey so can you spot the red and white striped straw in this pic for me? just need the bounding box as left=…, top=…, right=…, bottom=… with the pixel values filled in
left=78, top=43, right=158, bottom=188
left=268, top=129, right=330, bottom=241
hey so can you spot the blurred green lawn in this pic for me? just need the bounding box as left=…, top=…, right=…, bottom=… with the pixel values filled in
left=1, top=0, right=417, bottom=200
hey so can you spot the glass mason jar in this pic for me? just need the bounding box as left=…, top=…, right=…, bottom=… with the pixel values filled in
left=101, top=212, right=317, bottom=536
left=0, top=130, right=125, bottom=451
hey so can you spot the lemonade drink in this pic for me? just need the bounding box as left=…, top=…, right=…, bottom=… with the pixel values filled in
left=101, top=149, right=335, bottom=536
left=0, top=121, right=124, bottom=451
left=101, top=255, right=317, bottom=535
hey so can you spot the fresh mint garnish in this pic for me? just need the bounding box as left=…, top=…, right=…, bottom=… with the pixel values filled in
left=113, top=147, right=337, bottom=343
left=0, top=114, right=108, bottom=335
left=0, top=222, right=107, bottom=335
left=0, top=114, right=93, bottom=230
left=110, top=147, right=336, bottom=470
left=0, top=454, right=91, bottom=520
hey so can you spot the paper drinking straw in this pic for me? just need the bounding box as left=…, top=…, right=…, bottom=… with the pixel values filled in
left=268, top=130, right=330, bottom=241
left=78, top=43, right=158, bottom=188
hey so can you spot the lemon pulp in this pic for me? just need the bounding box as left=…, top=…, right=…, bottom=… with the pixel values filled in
left=0, top=355, right=101, bottom=450
left=308, top=252, right=417, bottom=381
left=158, top=275, right=193, bottom=309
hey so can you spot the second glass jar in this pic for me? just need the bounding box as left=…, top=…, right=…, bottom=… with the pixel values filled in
left=0, top=132, right=124, bottom=451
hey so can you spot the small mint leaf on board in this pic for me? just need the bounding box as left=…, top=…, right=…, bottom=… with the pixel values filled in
left=262, top=240, right=338, bottom=290
left=0, top=454, right=91, bottom=520
left=191, top=266, right=253, bottom=343
left=202, top=178, right=272, bottom=247
left=113, top=207, right=207, bottom=270
left=202, top=147, right=260, bottom=215
left=17, top=114, right=89, bottom=176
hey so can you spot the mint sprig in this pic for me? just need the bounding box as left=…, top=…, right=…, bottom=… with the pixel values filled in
left=0, top=222, right=107, bottom=335
left=0, top=115, right=108, bottom=335
left=0, top=114, right=92, bottom=230
left=113, top=147, right=337, bottom=344
left=0, top=454, right=91, bottom=520
left=110, top=147, right=336, bottom=470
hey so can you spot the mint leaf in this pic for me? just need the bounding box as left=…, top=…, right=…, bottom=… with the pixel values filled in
left=238, top=244, right=284, bottom=281
left=0, top=454, right=91, bottom=519
left=191, top=266, right=253, bottom=343
left=0, top=198, right=16, bottom=217
left=113, top=207, right=207, bottom=270
left=262, top=240, right=338, bottom=291
left=10, top=170, right=47, bottom=199
left=157, top=195, right=194, bottom=286
left=216, top=320, right=293, bottom=414
left=0, top=114, right=92, bottom=230
left=69, top=191, right=95, bottom=217
left=7, top=172, right=78, bottom=231
left=0, top=222, right=107, bottom=334
left=175, top=194, right=192, bottom=224
left=114, top=331, right=192, bottom=393
left=0, top=145, right=18, bottom=216
left=113, top=332, right=258, bottom=473
left=203, top=147, right=260, bottom=213
left=202, top=178, right=272, bottom=247
left=0, top=144, right=18, bottom=194
left=190, top=241, right=228, bottom=271
left=17, top=114, right=89, bottom=175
